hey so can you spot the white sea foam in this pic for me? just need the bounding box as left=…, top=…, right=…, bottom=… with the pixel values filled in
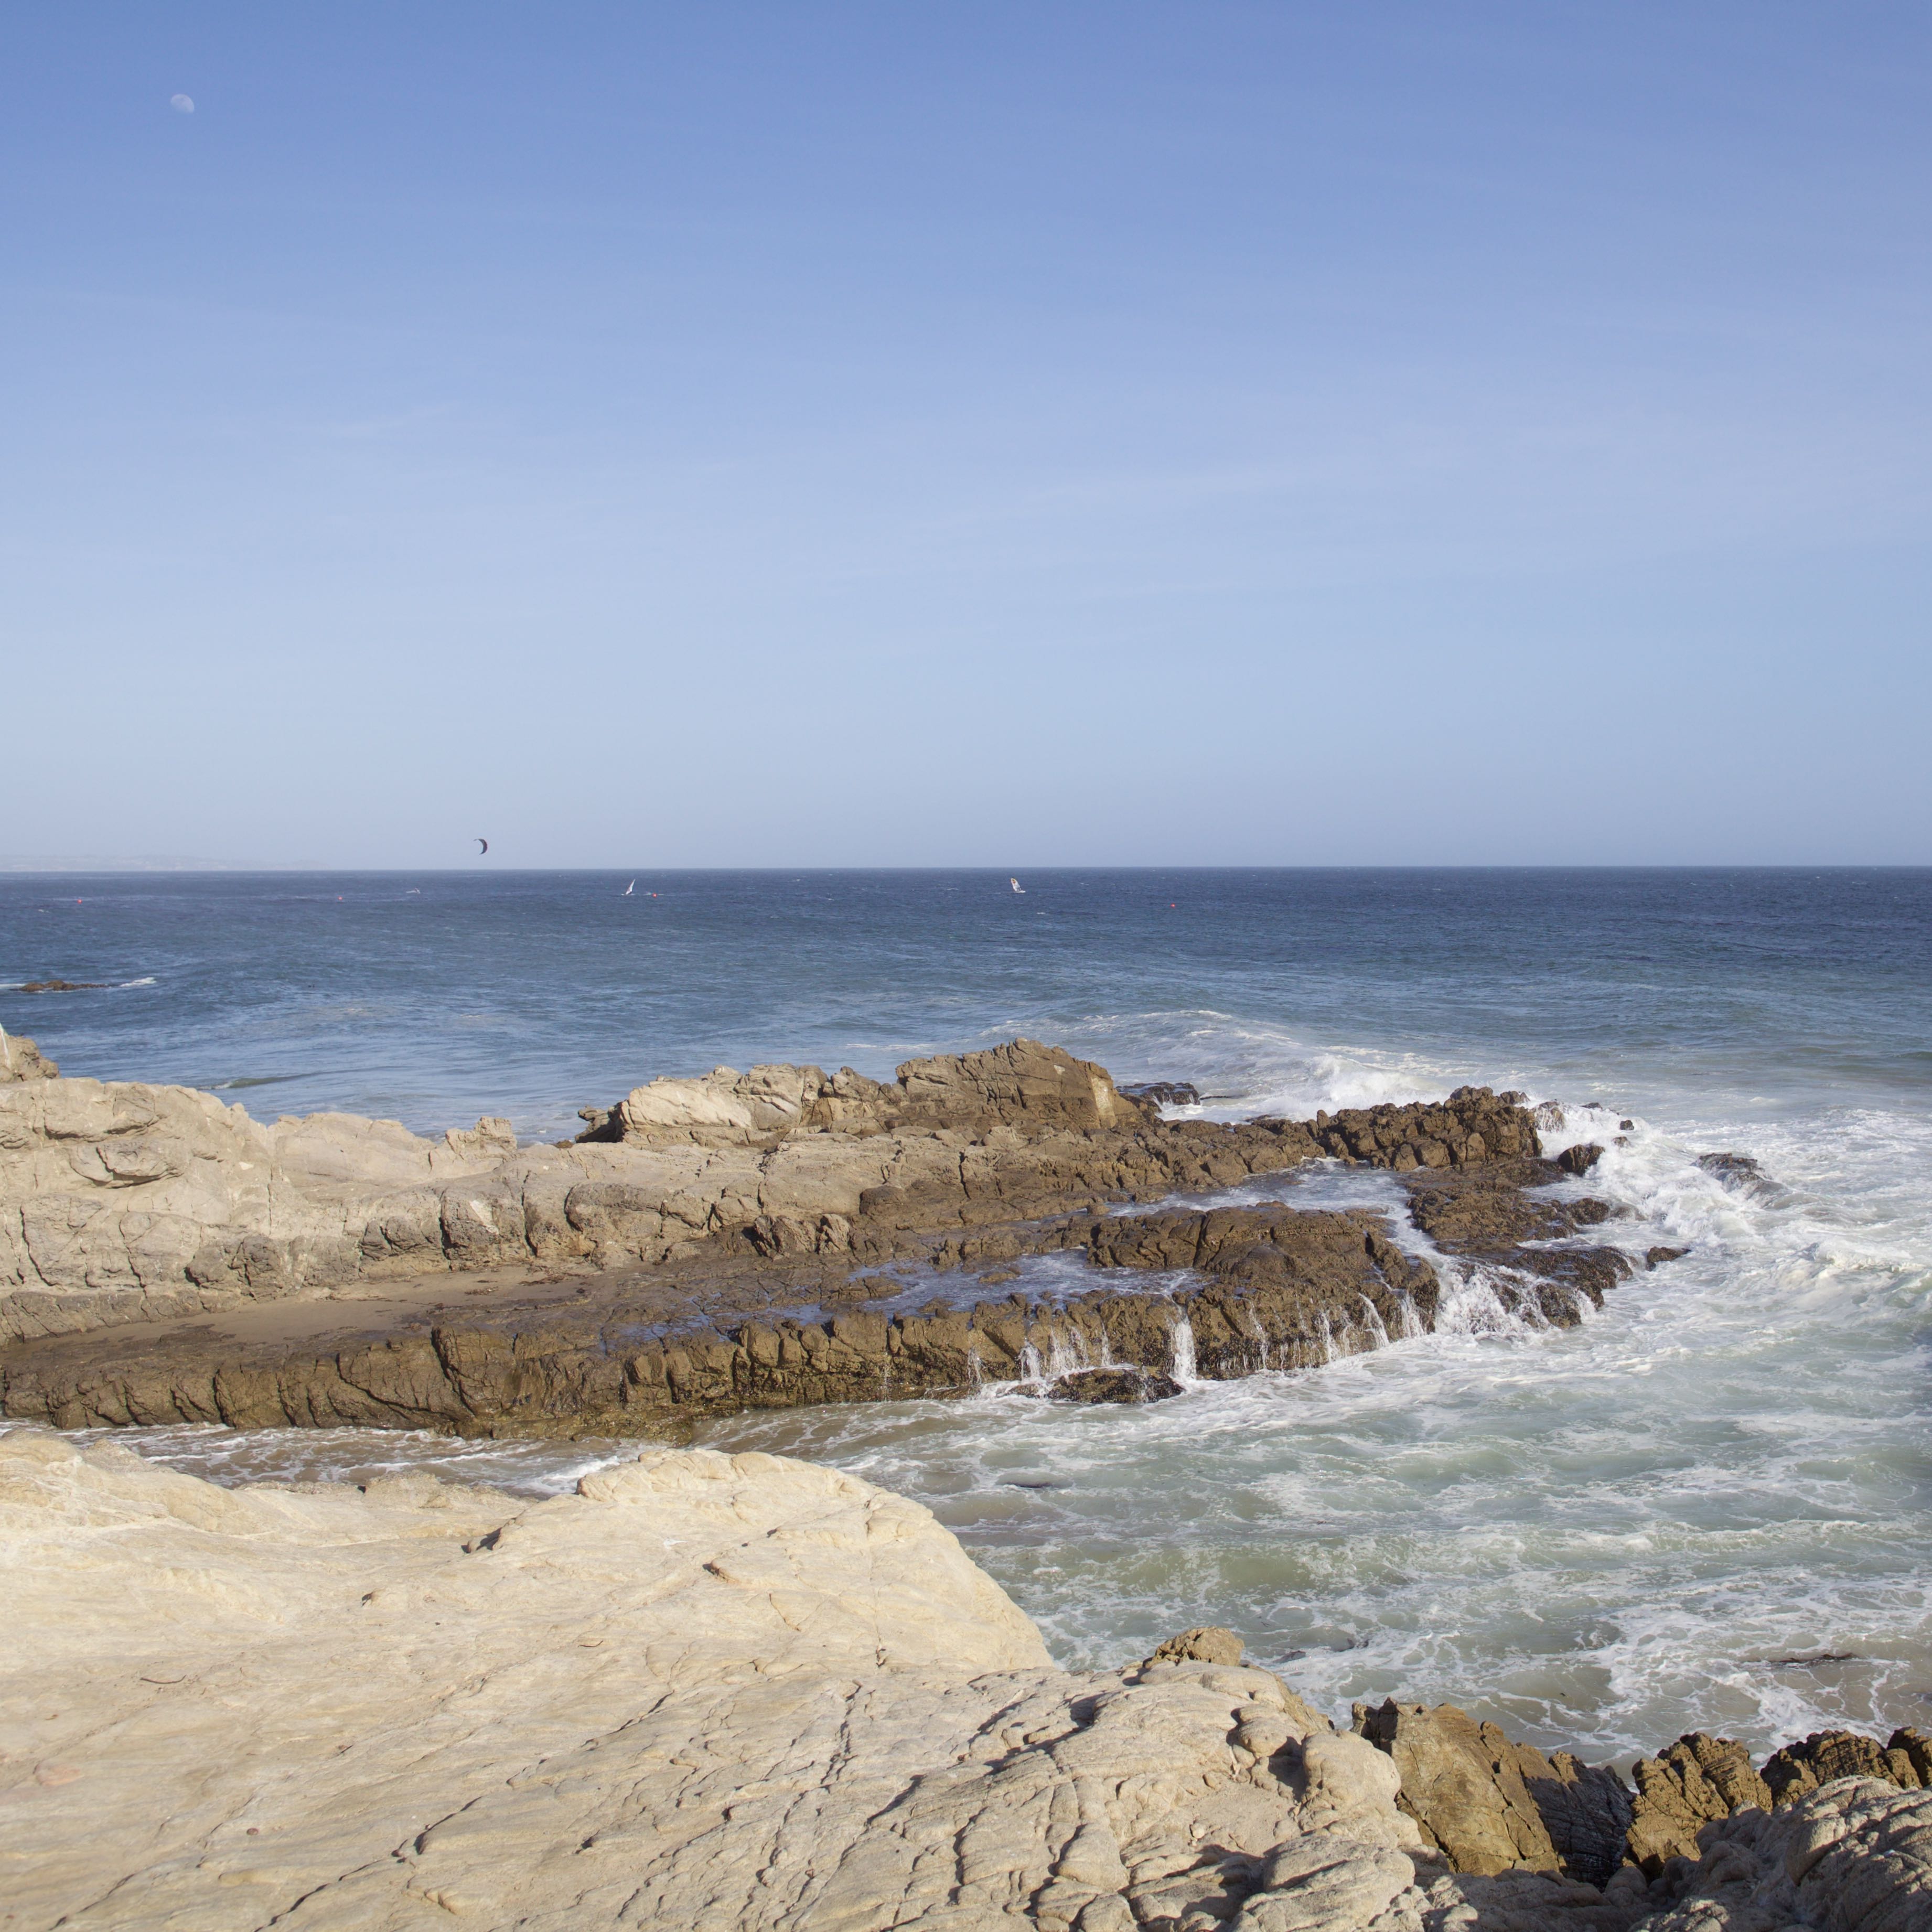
left=22, top=1001, right=1932, bottom=1766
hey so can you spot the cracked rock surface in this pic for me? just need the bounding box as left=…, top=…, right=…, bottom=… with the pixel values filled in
left=7, top=1431, right=1931, bottom=1930
left=3, top=1428, right=1445, bottom=1932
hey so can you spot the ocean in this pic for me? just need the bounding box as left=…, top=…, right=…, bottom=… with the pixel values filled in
left=4, top=867, right=1928, bottom=1764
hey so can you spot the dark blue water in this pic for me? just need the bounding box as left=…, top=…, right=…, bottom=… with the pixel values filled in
left=9, top=868, right=1931, bottom=1759
left=3, top=868, right=1927, bottom=1139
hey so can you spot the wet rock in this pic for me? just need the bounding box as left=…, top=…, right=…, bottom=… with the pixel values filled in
left=1044, top=1366, right=1183, bottom=1403
left=1308, top=1086, right=1542, bottom=1170
left=1557, top=1142, right=1605, bottom=1175
left=1403, top=1158, right=1634, bottom=1319
left=1121, top=1080, right=1201, bottom=1109
left=12, top=979, right=105, bottom=993
left=1645, top=1246, right=1690, bottom=1268
left=1088, top=1204, right=1441, bottom=1368
left=2, top=1061, right=1642, bottom=1440
left=1695, top=1152, right=1786, bottom=1203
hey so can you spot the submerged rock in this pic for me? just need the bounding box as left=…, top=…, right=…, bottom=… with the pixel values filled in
left=1695, top=1151, right=1787, bottom=1203
left=1044, top=1366, right=1183, bottom=1403
left=1121, top=1079, right=1201, bottom=1109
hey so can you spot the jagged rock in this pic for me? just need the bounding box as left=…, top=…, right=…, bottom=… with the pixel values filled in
left=1645, top=1246, right=1690, bottom=1268
left=1046, top=1366, right=1183, bottom=1403
left=0, top=1033, right=57, bottom=1083
left=601, top=1038, right=1146, bottom=1150
left=1307, top=1087, right=1541, bottom=1171
left=1763, top=1725, right=1931, bottom=1804
left=1557, top=1143, right=1605, bottom=1175
left=1625, top=1734, right=1773, bottom=1877
left=1403, top=1158, right=1634, bottom=1319
left=0, top=1039, right=1331, bottom=1345
left=1351, top=1699, right=1636, bottom=1891
left=13, top=979, right=105, bottom=993
left=1152, top=1626, right=1247, bottom=1666
left=1353, top=1698, right=1566, bottom=1877
left=1088, top=1204, right=1442, bottom=1366
left=1628, top=1778, right=1932, bottom=1931
left=3, top=1082, right=1638, bottom=1440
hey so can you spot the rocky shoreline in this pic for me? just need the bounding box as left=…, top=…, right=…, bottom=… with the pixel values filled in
left=5, top=1039, right=1927, bottom=1926
left=2, top=1036, right=1656, bottom=1436
left=4, top=1429, right=1926, bottom=1930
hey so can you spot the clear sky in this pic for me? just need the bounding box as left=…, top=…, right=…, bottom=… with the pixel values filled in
left=6, top=3, right=1930, bottom=866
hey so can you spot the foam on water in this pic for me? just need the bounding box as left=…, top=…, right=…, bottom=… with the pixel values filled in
left=5, top=870, right=1928, bottom=1764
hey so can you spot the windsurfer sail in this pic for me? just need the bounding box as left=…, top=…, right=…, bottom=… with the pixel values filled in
left=624, top=880, right=635, bottom=896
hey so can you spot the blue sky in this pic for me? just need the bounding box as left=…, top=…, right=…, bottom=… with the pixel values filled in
left=6, top=3, right=1929, bottom=865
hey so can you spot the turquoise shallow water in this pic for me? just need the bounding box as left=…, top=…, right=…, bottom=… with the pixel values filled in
left=6, top=868, right=1929, bottom=1759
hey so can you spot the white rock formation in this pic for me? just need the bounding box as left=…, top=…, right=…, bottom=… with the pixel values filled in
left=0, top=1037, right=1154, bottom=1344
left=1, top=1429, right=1429, bottom=1930
left=4, top=1431, right=1926, bottom=1929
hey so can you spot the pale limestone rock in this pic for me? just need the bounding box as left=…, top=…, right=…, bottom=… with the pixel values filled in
left=0, top=1030, right=57, bottom=1082
left=0, top=1074, right=522, bottom=1339
left=2, top=1431, right=1463, bottom=1932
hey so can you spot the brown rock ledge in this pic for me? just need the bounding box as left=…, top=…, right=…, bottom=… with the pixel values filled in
left=1, top=1042, right=1650, bottom=1436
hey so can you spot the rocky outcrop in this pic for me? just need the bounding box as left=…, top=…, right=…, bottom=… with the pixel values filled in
left=1306, top=1088, right=1542, bottom=1171
left=2, top=1071, right=1654, bottom=1436
left=0, top=1039, right=1334, bottom=1345
left=1762, top=1725, right=1932, bottom=1804
left=0, top=1030, right=57, bottom=1082
left=1405, top=1157, right=1635, bottom=1317
left=1046, top=1365, right=1184, bottom=1403
left=0, top=1035, right=1669, bottom=1445
left=1626, top=1734, right=1775, bottom=1876
left=9, top=1429, right=1930, bottom=1931
left=586, top=1037, right=1150, bottom=1148
left=1353, top=1700, right=1634, bottom=1888
left=0, top=1064, right=534, bottom=1340
left=1628, top=1779, right=1932, bottom=1931
left=1, top=1428, right=1445, bottom=1932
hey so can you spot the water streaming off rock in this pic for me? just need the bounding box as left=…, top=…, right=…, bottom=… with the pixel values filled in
left=5, top=868, right=1928, bottom=1763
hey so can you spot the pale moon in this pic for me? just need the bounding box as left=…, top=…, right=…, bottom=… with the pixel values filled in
left=170, top=93, right=195, bottom=113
